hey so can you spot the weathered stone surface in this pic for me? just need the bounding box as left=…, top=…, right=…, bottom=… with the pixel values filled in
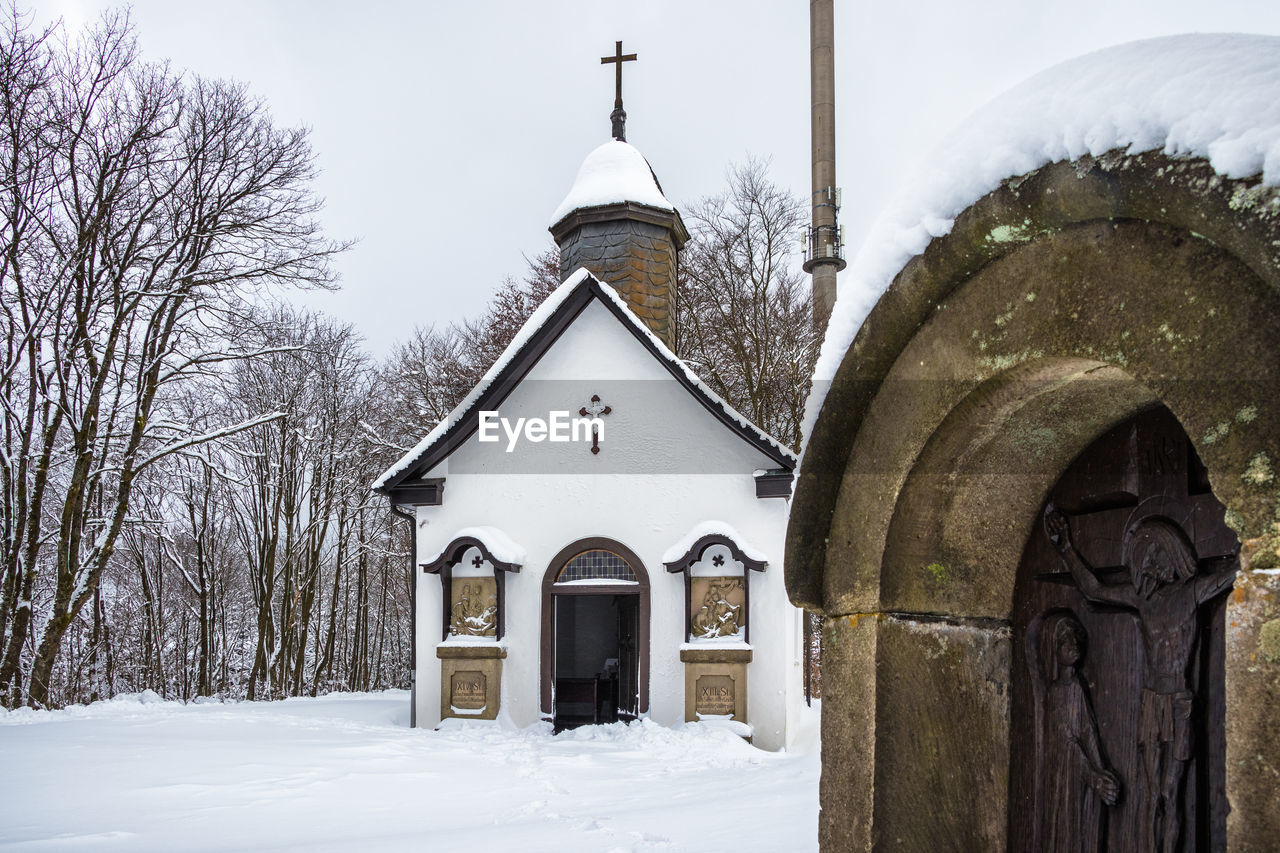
left=817, top=613, right=1011, bottom=849
left=787, top=151, right=1280, bottom=851
left=1225, top=568, right=1280, bottom=850
left=873, top=616, right=1010, bottom=850
left=788, top=152, right=1280, bottom=615
left=679, top=646, right=752, bottom=663
left=681, top=660, right=748, bottom=724
left=437, top=646, right=504, bottom=721
left=817, top=615, right=877, bottom=851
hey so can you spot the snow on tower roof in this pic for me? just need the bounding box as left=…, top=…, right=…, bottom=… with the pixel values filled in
left=549, top=140, right=674, bottom=226
left=803, top=33, right=1280, bottom=447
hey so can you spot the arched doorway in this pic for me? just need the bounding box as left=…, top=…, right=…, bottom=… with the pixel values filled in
left=1010, top=406, right=1236, bottom=851
left=540, top=538, right=649, bottom=729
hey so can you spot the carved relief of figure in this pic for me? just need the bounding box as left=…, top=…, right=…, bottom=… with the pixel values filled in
left=691, top=578, right=742, bottom=639
left=450, top=581, right=497, bottom=637
left=1045, top=506, right=1237, bottom=853
left=1035, top=611, right=1120, bottom=853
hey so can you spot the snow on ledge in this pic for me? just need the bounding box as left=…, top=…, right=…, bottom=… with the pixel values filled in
left=692, top=715, right=753, bottom=739
left=803, top=34, right=1280, bottom=448
left=680, top=640, right=752, bottom=652
left=438, top=635, right=507, bottom=648
left=549, top=140, right=674, bottom=226
left=662, top=520, right=769, bottom=566
left=423, top=526, right=526, bottom=567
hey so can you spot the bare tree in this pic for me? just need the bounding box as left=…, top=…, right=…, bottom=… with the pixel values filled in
left=675, top=159, right=817, bottom=450
left=377, top=248, right=560, bottom=453
left=0, top=8, right=343, bottom=708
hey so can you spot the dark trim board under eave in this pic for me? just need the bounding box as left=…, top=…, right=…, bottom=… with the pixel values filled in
left=754, top=470, right=794, bottom=499
left=377, top=274, right=794, bottom=498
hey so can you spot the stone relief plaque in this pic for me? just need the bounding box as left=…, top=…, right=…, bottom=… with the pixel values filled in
left=450, top=670, right=487, bottom=710
left=689, top=576, right=745, bottom=639
left=695, top=674, right=736, bottom=716
left=449, top=577, right=497, bottom=637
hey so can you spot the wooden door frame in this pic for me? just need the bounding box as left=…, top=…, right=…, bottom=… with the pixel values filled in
left=540, top=537, right=650, bottom=719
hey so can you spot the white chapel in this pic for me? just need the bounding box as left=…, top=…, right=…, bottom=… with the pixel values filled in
left=375, top=80, right=805, bottom=750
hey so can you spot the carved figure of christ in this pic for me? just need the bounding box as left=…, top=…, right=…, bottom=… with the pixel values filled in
left=1044, top=505, right=1237, bottom=853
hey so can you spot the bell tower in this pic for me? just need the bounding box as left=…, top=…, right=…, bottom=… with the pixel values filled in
left=548, top=40, right=688, bottom=350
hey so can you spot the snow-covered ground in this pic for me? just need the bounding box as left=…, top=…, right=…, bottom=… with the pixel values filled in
left=0, top=691, right=819, bottom=852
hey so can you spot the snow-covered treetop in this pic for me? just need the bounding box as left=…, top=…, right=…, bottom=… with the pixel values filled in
left=805, top=33, right=1280, bottom=444
left=549, top=140, right=674, bottom=226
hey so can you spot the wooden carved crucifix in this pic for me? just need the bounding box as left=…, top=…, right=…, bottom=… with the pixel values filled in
left=579, top=394, right=612, bottom=455
left=1017, top=410, right=1238, bottom=852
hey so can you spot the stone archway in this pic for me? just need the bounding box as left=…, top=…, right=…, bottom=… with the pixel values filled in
left=786, top=152, right=1280, bottom=850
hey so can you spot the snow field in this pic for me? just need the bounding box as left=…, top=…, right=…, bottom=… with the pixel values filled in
left=0, top=691, right=818, bottom=853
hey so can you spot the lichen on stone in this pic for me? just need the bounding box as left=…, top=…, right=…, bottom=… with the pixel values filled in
left=986, top=223, right=1033, bottom=244
left=1258, top=618, right=1280, bottom=665
left=1243, top=452, right=1274, bottom=487
left=977, top=347, right=1044, bottom=373
left=1203, top=421, right=1231, bottom=445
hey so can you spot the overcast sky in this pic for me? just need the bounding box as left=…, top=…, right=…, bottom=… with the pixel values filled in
left=40, top=1, right=1280, bottom=356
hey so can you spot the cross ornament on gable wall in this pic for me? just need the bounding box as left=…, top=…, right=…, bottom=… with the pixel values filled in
left=580, top=394, right=612, bottom=455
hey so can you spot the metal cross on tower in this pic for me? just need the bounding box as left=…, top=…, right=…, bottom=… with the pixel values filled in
left=601, top=40, right=637, bottom=141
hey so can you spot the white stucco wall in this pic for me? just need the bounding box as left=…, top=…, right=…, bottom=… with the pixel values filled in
left=407, top=300, right=803, bottom=750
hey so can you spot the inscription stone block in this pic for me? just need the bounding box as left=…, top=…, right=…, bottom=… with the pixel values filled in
left=437, top=644, right=504, bottom=722
left=450, top=670, right=487, bottom=711
left=695, top=674, right=736, bottom=716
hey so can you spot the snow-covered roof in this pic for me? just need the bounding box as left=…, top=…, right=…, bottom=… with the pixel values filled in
left=374, top=269, right=795, bottom=492
left=549, top=140, right=674, bottom=226
left=804, top=33, right=1280, bottom=445
left=661, top=521, right=768, bottom=566
left=423, top=527, right=526, bottom=568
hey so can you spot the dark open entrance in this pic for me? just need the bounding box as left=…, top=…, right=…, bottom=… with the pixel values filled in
left=1010, top=406, right=1236, bottom=852
left=552, top=593, right=639, bottom=729
left=541, top=538, right=650, bottom=731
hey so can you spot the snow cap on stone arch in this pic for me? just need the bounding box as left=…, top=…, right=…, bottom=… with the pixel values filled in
left=803, top=33, right=1280, bottom=452
left=549, top=140, right=674, bottom=226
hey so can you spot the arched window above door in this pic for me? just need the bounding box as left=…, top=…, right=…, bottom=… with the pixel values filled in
left=556, top=548, right=638, bottom=584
